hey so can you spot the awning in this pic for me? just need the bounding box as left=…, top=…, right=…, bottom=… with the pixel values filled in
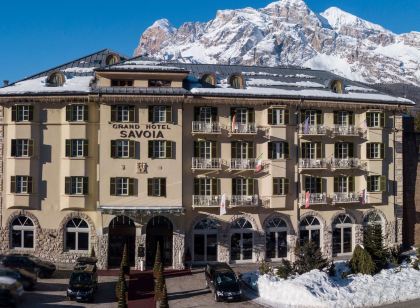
left=99, top=206, right=185, bottom=216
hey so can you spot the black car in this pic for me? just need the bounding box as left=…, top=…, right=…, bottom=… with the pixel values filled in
left=67, top=265, right=98, bottom=303
left=0, top=288, right=17, bottom=308
left=74, top=257, right=98, bottom=272
left=1, top=254, right=55, bottom=278
left=205, top=263, right=242, bottom=302
left=0, top=267, right=37, bottom=291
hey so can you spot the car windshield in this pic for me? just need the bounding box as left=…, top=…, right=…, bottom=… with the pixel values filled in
left=28, top=256, right=41, bottom=263
left=215, top=272, right=237, bottom=286
left=70, top=272, right=92, bottom=284
left=0, top=269, right=18, bottom=280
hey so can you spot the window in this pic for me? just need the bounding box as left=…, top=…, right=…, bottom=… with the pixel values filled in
left=111, top=140, right=136, bottom=158
left=231, top=141, right=254, bottom=159
left=65, top=218, right=89, bottom=251
left=332, top=214, right=353, bottom=255
left=201, top=74, right=216, bottom=87
left=333, top=111, right=353, bottom=126
left=193, top=106, right=217, bottom=122
left=299, top=216, right=321, bottom=248
left=301, top=142, right=322, bottom=159
left=301, top=110, right=322, bottom=125
left=265, top=217, right=288, bottom=259
left=11, top=176, right=32, bottom=194
left=111, top=105, right=135, bottom=122
left=148, top=80, right=171, bottom=87
left=148, top=140, right=174, bottom=159
left=193, top=141, right=217, bottom=159
left=273, top=178, right=289, bottom=195
left=229, top=74, right=245, bottom=89
left=334, top=176, right=354, bottom=193
left=11, top=139, right=33, bottom=157
left=330, top=80, right=343, bottom=93
left=232, top=178, right=255, bottom=196
left=194, top=178, right=219, bottom=196
left=11, top=105, right=33, bottom=122
left=304, top=176, right=322, bottom=193
left=366, top=112, right=385, bottom=128
left=66, top=104, right=88, bottom=122
left=110, top=177, right=135, bottom=196
left=46, top=72, right=65, bottom=87
left=366, top=143, right=384, bottom=159
left=268, top=108, right=289, bottom=125
left=268, top=141, right=289, bottom=159
left=230, top=218, right=253, bottom=261
left=231, top=108, right=254, bottom=124
left=367, top=175, right=386, bottom=192
left=148, top=105, right=172, bottom=123
left=193, top=219, right=218, bottom=262
left=105, top=54, right=120, bottom=65
left=65, top=139, right=88, bottom=158
left=148, top=178, right=166, bottom=197
left=334, top=143, right=354, bottom=159
left=65, top=177, right=88, bottom=195
left=111, top=80, right=133, bottom=87
left=11, top=216, right=34, bottom=249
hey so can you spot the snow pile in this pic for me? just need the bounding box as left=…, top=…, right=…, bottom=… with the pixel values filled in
left=246, top=78, right=325, bottom=88
left=243, top=262, right=420, bottom=308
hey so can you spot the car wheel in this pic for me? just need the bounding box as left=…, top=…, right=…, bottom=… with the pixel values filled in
left=214, top=292, right=220, bottom=302
left=38, top=271, right=46, bottom=278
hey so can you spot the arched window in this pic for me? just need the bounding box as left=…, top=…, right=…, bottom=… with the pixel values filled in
left=332, top=214, right=353, bottom=255
left=46, top=72, right=65, bottom=87
left=105, top=54, right=120, bottom=65
left=331, top=80, right=343, bottom=94
left=11, top=216, right=34, bottom=249
left=201, top=74, right=216, bottom=87
left=230, top=218, right=253, bottom=261
left=65, top=218, right=89, bottom=251
left=299, top=216, right=321, bottom=248
left=265, top=217, right=288, bottom=259
left=193, top=219, right=219, bottom=262
left=363, top=212, right=383, bottom=226
left=229, top=74, right=245, bottom=89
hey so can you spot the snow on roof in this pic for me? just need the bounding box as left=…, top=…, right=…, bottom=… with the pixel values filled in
left=246, top=78, right=325, bottom=88
left=345, top=85, right=378, bottom=93
left=102, top=59, right=188, bottom=72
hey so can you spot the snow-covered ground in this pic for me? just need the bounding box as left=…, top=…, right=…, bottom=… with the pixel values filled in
left=242, top=259, right=420, bottom=308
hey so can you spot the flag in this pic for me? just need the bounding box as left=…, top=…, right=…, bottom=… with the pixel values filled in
left=255, top=153, right=263, bottom=172
left=231, top=112, right=236, bottom=132
left=304, top=117, right=310, bottom=134
left=305, top=191, right=310, bottom=209
left=360, top=189, right=366, bottom=205
left=219, top=193, right=227, bottom=215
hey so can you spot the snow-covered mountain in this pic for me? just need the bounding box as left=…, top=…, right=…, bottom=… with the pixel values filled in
left=134, top=0, right=420, bottom=86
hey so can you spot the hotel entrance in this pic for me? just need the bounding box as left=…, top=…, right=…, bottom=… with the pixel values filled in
left=108, top=216, right=136, bottom=268
left=146, top=216, right=173, bottom=267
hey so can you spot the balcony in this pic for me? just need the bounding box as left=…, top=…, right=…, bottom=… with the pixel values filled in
left=365, top=192, right=384, bottom=204
left=331, top=125, right=360, bottom=137
left=298, top=124, right=327, bottom=136
left=192, top=158, right=222, bottom=170
left=192, top=121, right=221, bottom=134
left=299, top=158, right=328, bottom=170
left=230, top=158, right=256, bottom=170
left=192, top=195, right=221, bottom=208
left=230, top=123, right=257, bottom=135
left=299, top=193, right=327, bottom=206
left=330, top=158, right=365, bottom=170
left=331, top=192, right=360, bottom=204
left=230, top=195, right=259, bottom=207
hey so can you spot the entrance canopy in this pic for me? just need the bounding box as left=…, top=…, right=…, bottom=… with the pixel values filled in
left=99, top=206, right=185, bottom=216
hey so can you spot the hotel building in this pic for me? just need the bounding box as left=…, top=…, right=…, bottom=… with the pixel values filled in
left=0, top=49, right=413, bottom=269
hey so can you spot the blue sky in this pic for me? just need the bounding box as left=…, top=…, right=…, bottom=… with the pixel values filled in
left=0, top=0, right=418, bottom=83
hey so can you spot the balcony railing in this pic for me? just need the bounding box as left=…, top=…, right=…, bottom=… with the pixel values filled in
left=330, top=158, right=363, bottom=169
left=192, top=121, right=221, bottom=134
left=331, top=192, right=360, bottom=204
left=230, top=123, right=257, bottom=134
left=331, top=125, right=359, bottom=136
left=230, top=195, right=259, bottom=207
left=192, top=158, right=222, bottom=170
left=299, top=158, right=328, bottom=169
left=192, top=195, right=221, bottom=208
left=299, top=193, right=327, bottom=205
left=230, top=158, right=256, bottom=170
left=298, top=124, right=327, bottom=135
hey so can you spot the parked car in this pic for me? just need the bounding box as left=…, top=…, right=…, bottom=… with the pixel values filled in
left=67, top=264, right=98, bottom=302
left=1, top=254, right=56, bottom=278
left=0, top=267, right=37, bottom=291
left=204, top=263, right=242, bottom=302
left=74, top=257, right=98, bottom=272
left=0, top=276, right=24, bottom=307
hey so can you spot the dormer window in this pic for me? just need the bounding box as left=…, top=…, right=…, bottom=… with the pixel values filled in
left=46, top=72, right=65, bottom=87
left=111, top=80, right=133, bottom=87
left=229, top=74, right=245, bottom=89
left=149, top=80, right=171, bottom=87
left=201, top=74, right=216, bottom=87
left=105, top=54, right=120, bottom=65
left=331, top=80, right=343, bottom=94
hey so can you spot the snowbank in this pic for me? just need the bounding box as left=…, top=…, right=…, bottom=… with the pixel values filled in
left=242, top=262, right=420, bottom=307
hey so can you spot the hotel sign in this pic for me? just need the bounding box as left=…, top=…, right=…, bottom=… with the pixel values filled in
left=112, top=124, right=170, bottom=138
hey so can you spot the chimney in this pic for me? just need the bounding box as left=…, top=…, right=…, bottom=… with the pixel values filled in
left=3, top=80, right=9, bottom=87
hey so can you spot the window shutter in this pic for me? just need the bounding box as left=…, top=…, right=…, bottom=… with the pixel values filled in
left=334, top=143, right=339, bottom=159
left=247, top=109, right=254, bottom=123
left=27, top=177, right=33, bottom=194
left=28, top=140, right=33, bottom=157
left=166, top=106, right=172, bottom=123
left=110, top=140, right=116, bottom=158
left=284, top=109, right=289, bottom=125
left=129, top=140, right=135, bottom=158
left=349, top=176, right=355, bottom=192
left=284, top=178, right=289, bottom=194
left=366, top=144, right=371, bottom=159
left=268, top=109, right=273, bottom=125
left=273, top=178, right=279, bottom=195
left=193, top=107, right=200, bottom=121
left=129, top=106, right=135, bottom=122
left=380, top=112, right=385, bottom=128
left=11, top=140, right=16, bottom=157
left=380, top=143, right=385, bottom=159
left=65, top=140, right=71, bottom=157
left=212, top=178, right=219, bottom=195
left=148, top=140, right=153, bottom=158
left=333, top=111, right=338, bottom=125
left=316, top=177, right=322, bottom=193
left=161, top=178, right=166, bottom=197
left=284, top=142, right=289, bottom=159
left=65, top=177, right=71, bottom=195
left=11, top=106, right=17, bottom=121
left=300, top=110, right=306, bottom=123
left=83, top=105, right=89, bottom=121
left=268, top=142, right=273, bottom=159
left=248, top=178, right=255, bottom=195
left=83, top=140, right=88, bottom=157
left=349, top=112, right=354, bottom=125
left=211, top=141, right=217, bottom=158
left=367, top=177, right=372, bottom=192
left=194, top=178, right=199, bottom=195
left=231, top=142, right=237, bottom=159
left=316, top=110, right=323, bottom=124
left=247, top=143, right=254, bottom=159
left=111, top=105, right=117, bottom=122
left=148, top=179, right=153, bottom=196
left=128, top=178, right=135, bottom=196
left=230, top=108, right=235, bottom=122
left=334, top=177, right=339, bottom=193
left=211, top=107, right=218, bottom=121
left=380, top=176, right=386, bottom=192
left=349, top=143, right=354, bottom=158
left=28, top=106, right=34, bottom=121
left=148, top=106, right=154, bottom=122
left=316, top=142, right=322, bottom=158
left=232, top=178, right=237, bottom=195
left=10, top=176, right=16, bottom=193
left=110, top=178, right=116, bottom=196
left=83, top=177, right=89, bottom=194
left=166, top=141, right=173, bottom=159
left=193, top=141, right=199, bottom=157
left=366, top=112, right=372, bottom=127
left=66, top=105, right=72, bottom=121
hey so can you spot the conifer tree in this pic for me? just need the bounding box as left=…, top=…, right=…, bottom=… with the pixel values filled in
left=121, top=243, right=130, bottom=275
left=160, top=283, right=169, bottom=308
left=363, top=224, right=387, bottom=272
left=349, top=245, right=375, bottom=275
left=153, top=242, right=162, bottom=279
left=294, top=241, right=328, bottom=274
left=154, top=263, right=164, bottom=301
left=118, top=273, right=128, bottom=308
left=115, top=263, right=126, bottom=300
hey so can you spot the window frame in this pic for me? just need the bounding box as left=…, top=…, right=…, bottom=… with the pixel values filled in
left=148, top=178, right=167, bottom=197
left=11, top=139, right=33, bottom=157
left=11, top=216, right=35, bottom=249
left=65, top=218, right=89, bottom=252
left=272, top=178, right=289, bottom=196
left=65, top=176, right=89, bottom=195
left=12, top=105, right=33, bottom=122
